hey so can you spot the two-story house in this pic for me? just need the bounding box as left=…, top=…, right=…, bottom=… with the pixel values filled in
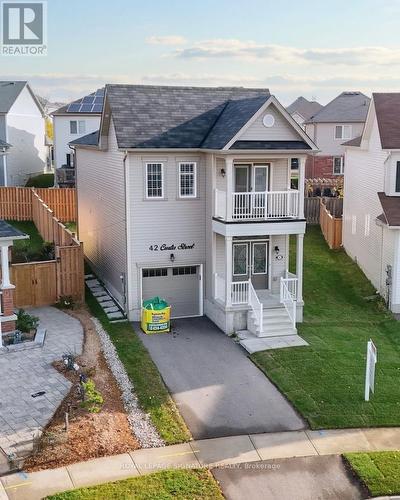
left=52, top=88, right=104, bottom=185
left=72, top=84, right=318, bottom=343
left=304, top=91, right=370, bottom=187
left=343, top=93, right=400, bottom=313
left=0, top=81, right=46, bottom=186
left=286, top=96, right=322, bottom=128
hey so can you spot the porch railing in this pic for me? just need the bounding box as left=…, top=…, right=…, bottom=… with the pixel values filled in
left=248, top=280, right=263, bottom=335
left=231, top=281, right=249, bottom=305
left=280, top=276, right=297, bottom=328
left=214, top=189, right=300, bottom=221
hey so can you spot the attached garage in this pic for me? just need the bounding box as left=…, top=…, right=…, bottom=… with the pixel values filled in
left=141, top=265, right=202, bottom=318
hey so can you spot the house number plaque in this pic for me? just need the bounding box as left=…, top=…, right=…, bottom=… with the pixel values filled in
left=149, top=243, right=195, bottom=251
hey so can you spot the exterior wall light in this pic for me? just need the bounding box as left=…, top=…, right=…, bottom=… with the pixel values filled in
left=220, top=168, right=226, bottom=177
left=274, top=246, right=280, bottom=255
left=170, top=253, right=175, bottom=262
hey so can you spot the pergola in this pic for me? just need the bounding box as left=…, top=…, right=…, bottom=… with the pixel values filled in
left=0, top=220, right=28, bottom=346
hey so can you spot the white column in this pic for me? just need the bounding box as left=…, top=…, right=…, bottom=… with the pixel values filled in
left=391, top=230, right=400, bottom=309
left=212, top=232, right=217, bottom=298
left=296, top=233, right=304, bottom=302
left=0, top=244, right=11, bottom=288
left=299, top=156, right=306, bottom=218
left=225, top=236, right=233, bottom=306
left=225, top=157, right=234, bottom=222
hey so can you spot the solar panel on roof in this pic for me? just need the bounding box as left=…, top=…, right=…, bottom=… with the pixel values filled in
left=65, top=88, right=104, bottom=113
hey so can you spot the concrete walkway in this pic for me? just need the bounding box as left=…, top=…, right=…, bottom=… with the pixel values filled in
left=138, top=317, right=305, bottom=439
left=0, top=307, right=83, bottom=461
left=2, top=427, right=400, bottom=499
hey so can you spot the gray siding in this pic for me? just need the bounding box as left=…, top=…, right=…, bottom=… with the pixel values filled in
left=240, top=104, right=301, bottom=141
left=76, top=120, right=127, bottom=306
left=127, top=152, right=207, bottom=319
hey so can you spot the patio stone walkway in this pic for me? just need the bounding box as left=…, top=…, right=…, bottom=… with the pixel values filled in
left=0, top=307, right=83, bottom=460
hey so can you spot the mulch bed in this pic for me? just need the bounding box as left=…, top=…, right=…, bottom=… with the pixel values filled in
left=24, top=307, right=139, bottom=471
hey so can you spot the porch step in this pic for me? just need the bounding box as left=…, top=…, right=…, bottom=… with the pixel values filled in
left=262, top=307, right=288, bottom=318
left=247, top=307, right=297, bottom=338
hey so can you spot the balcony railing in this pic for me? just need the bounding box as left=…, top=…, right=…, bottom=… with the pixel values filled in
left=214, top=189, right=300, bottom=221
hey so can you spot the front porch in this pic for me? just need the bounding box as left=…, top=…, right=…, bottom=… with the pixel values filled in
left=211, top=232, right=304, bottom=338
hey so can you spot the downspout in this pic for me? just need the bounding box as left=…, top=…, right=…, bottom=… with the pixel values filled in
left=123, top=150, right=129, bottom=316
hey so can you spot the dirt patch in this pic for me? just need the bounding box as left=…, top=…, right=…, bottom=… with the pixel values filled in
left=24, top=307, right=139, bottom=471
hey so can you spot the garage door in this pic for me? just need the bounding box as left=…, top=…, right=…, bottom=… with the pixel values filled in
left=142, top=266, right=201, bottom=318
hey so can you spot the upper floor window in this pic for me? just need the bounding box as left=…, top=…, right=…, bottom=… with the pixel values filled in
left=70, top=120, right=85, bottom=135
left=335, top=125, right=352, bottom=140
left=146, top=163, right=163, bottom=198
left=179, top=162, right=197, bottom=198
left=333, top=156, right=344, bottom=175
left=396, top=162, right=400, bottom=193
left=290, top=158, right=299, bottom=190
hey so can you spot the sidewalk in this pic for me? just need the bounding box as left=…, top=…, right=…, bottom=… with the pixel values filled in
left=2, top=427, right=400, bottom=499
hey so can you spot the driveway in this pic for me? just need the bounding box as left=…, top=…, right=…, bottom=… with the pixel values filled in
left=212, top=456, right=366, bottom=500
left=138, top=317, right=305, bottom=439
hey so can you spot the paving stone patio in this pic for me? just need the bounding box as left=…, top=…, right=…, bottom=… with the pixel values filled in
left=0, top=307, right=83, bottom=459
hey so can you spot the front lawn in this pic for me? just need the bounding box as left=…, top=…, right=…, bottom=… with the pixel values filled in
left=86, top=287, right=191, bottom=444
left=345, top=451, right=400, bottom=497
left=46, top=469, right=223, bottom=500
left=252, top=226, right=400, bottom=429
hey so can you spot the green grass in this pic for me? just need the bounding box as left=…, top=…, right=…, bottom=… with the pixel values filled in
left=25, top=173, right=54, bottom=188
left=252, top=226, right=400, bottom=429
left=8, top=220, right=44, bottom=254
left=46, top=469, right=223, bottom=500
left=345, top=451, right=400, bottom=496
left=86, top=285, right=191, bottom=444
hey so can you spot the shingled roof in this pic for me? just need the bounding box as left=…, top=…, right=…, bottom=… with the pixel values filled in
left=286, top=96, right=322, bottom=121
left=104, top=85, right=272, bottom=149
left=373, top=93, right=400, bottom=149
left=0, top=81, right=43, bottom=115
left=0, top=220, right=28, bottom=240
left=69, top=130, right=99, bottom=146
left=378, top=192, right=400, bottom=227
left=305, top=91, right=370, bottom=124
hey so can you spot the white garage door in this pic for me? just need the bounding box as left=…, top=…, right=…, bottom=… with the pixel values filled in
left=142, top=266, right=201, bottom=318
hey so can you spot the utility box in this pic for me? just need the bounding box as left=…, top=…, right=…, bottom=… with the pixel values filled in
left=141, top=297, right=171, bottom=334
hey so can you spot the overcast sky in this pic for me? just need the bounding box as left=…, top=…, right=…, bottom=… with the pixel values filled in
left=3, top=0, right=400, bottom=105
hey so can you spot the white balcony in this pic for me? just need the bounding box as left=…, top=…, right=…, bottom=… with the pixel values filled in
left=214, top=189, right=300, bottom=221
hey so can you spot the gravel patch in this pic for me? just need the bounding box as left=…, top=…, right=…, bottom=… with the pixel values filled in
left=91, top=317, right=164, bottom=448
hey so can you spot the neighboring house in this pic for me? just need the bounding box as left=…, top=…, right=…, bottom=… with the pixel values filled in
left=305, top=91, right=370, bottom=183
left=286, top=96, right=322, bottom=128
left=343, top=93, right=400, bottom=313
left=52, top=89, right=104, bottom=185
left=0, top=140, right=11, bottom=186
left=0, top=81, right=46, bottom=186
left=72, top=84, right=318, bottom=342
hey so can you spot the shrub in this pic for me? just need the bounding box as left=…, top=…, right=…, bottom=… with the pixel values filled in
left=56, top=295, right=75, bottom=310
left=25, top=173, right=54, bottom=188
left=16, top=309, right=39, bottom=333
left=80, top=379, right=104, bottom=413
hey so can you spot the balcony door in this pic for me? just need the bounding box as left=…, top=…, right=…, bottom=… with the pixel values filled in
left=234, top=164, right=269, bottom=219
left=233, top=241, right=269, bottom=290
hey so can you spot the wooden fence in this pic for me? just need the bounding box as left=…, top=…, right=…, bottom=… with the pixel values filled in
left=8, top=190, right=84, bottom=307
left=0, top=187, right=76, bottom=222
left=319, top=199, right=342, bottom=249
left=304, top=196, right=343, bottom=224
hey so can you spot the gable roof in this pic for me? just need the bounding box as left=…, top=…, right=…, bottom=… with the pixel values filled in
left=342, top=136, right=362, bottom=147
left=378, top=192, right=400, bottom=226
left=104, top=85, right=272, bottom=149
left=69, top=130, right=99, bottom=146
left=286, top=96, right=322, bottom=121
left=53, top=88, right=104, bottom=116
left=305, top=91, right=370, bottom=124
left=0, top=81, right=29, bottom=113
left=0, top=220, right=28, bottom=241
left=0, top=139, right=11, bottom=149
left=373, top=93, right=400, bottom=150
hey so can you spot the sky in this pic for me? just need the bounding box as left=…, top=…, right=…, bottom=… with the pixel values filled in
left=3, top=0, right=400, bottom=105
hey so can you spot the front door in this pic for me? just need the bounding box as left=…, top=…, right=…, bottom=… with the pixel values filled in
left=232, top=241, right=269, bottom=290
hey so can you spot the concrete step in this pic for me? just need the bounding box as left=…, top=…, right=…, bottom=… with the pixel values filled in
left=263, top=308, right=288, bottom=318
left=257, top=327, right=297, bottom=338
left=263, top=319, right=293, bottom=329
left=262, top=322, right=296, bottom=333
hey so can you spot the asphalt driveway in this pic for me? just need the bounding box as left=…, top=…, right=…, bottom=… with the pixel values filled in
left=138, top=317, right=305, bottom=439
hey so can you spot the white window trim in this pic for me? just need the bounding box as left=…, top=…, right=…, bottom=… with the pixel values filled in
left=233, top=243, right=248, bottom=277
left=145, top=162, right=164, bottom=199
left=334, top=124, right=352, bottom=140
left=78, top=120, right=86, bottom=134
left=178, top=162, right=197, bottom=198
left=70, top=120, right=77, bottom=135
left=333, top=156, right=344, bottom=175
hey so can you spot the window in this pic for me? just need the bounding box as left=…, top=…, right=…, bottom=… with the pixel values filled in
left=142, top=268, right=168, bottom=278
left=172, top=266, right=197, bottom=276
left=335, top=125, right=352, bottom=140
left=146, top=163, right=163, bottom=198
left=69, top=120, right=85, bottom=135
left=66, top=153, right=72, bottom=167
left=290, top=158, right=299, bottom=190
left=290, top=158, right=299, bottom=170
left=333, top=157, right=344, bottom=175
left=233, top=243, right=248, bottom=276
left=396, top=162, right=400, bottom=193
left=179, top=162, right=196, bottom=198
